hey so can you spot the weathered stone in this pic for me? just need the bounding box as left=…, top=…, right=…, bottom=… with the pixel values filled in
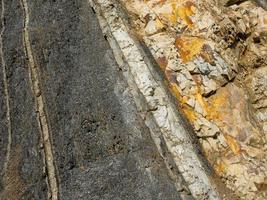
left=108, top=0, right=267, bottom=198
left=195, top=117, right=220, bottom=138
left=194, top=100, right=206, bottom=116
left=246, top=66, right=267, bottom=133
left=185, top=96, right=195, bottom=108
left=201, top=76, right=218, bottom=96
left=0, top=0, right=189, bottom=199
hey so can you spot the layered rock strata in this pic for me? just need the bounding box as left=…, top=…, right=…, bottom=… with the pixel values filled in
left=115, top=0, right=267, bottom=199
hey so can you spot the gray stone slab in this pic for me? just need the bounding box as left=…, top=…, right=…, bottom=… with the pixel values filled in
left=24, top=0, right=184, bottom=199
left=0, top=0, right=47, bottom=199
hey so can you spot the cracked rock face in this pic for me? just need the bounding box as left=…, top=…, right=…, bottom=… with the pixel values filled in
left=119, top=0, right=267, bottom=199
left=0, top=0, right=189, bottom=199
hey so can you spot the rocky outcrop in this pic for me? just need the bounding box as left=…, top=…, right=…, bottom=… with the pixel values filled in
left=0, top=0, right=187, bottom=199
left=1, top=0, right=266, bottom=199
left=117, top=0, right=267, bottom=199
left=89, top=0, right=223, bottom=198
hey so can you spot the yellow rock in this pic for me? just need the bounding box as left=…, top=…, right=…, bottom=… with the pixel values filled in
left=224, top=134, right=241, bottom=155
left=175, top=36, right=205, bottom=62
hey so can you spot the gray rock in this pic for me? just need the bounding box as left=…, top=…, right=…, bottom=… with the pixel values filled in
left=0, top=0, right=186, bottom=199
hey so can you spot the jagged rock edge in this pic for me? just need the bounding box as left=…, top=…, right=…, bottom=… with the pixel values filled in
left=87, top=0, right=222, bottom=199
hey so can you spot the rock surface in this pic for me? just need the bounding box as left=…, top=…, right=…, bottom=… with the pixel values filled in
left=119, top=0, right=267, bottom=199
left=0, top=0, right=190, bottom=199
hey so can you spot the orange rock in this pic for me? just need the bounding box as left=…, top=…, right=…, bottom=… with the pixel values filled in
left=176, top=1, right=195, bottom=27
left=169, top=83, right=197, bottom=122
left=214, top=160, right=227, bottom=174
left=175, top=36, right=205, bottom=62
left=161, top=1, right=196, bottom=27
left=224, top=134, right=241, bottom=155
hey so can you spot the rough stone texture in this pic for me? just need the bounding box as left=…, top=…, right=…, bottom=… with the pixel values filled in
left=117, top=0, right=267, bottom=199
left=89, top=0, right=230, bottom=198
left=0, top=0, right=47, bottom=199
left=0, top=0, right=189, bottom=199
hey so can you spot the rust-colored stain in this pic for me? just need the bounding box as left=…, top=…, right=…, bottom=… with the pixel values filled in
left=214, top=160, right=227, bottom=174
left=156, top=56, right=168, bottom=70
left=162, top=37, right=242, bottom=170
left=169, top=83, right=197, bottom=122
left=165, top=69, right=177, bottom=82
left=191, top=76, right=228, bottom=122
left=175, top=36, right=205, bottom=62
left=206, top=88, right=229, bottom=121
left=182, top=105, right=197, bottom=122
left=162, top=1, right=196, bottom=27
left=176, top=1, right=195, bottom=27
left=224, top=134, right=241, bottom=155
left=163, top=3, right=178, bottom=24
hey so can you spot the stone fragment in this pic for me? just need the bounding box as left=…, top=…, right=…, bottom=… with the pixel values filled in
left=118, top=0, right=267, bottom=198
left=194, top=100, right=205, bottom=116
left=187, top=62, right=198, bottom=73
left=201, top=76, right=218, bottom=96
left=167, top=58, right=183, bottom=72
left=185, top=96, right=195, bottom=108
left=195, top=117, right=220, bottom=137
left=145, top=20, right=158, bottom=35
left=194, top=58, right=211, bottom=75
left=145, top=17, right=164, bottom=35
